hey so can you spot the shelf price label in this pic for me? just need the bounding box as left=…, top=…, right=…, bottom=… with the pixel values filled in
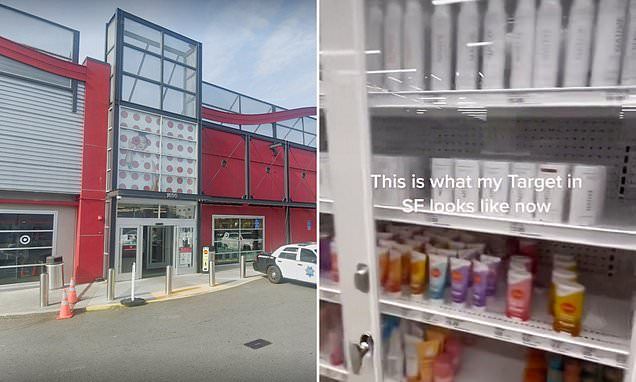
left=510, top=222, right=526, bottom=234
left=616, top=354, right=628, bottom=368
left=550, top=340, right=564, bottom=352
left=445, top=317, right=461, bottom=328
left=582, top=347, right=599, bottom=362
left=521, top=333, right=539, bottom=347
left=493, top=327, right=506, bottom=339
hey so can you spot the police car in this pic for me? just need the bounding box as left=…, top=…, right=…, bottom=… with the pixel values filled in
left=253, top=242, right=317, bottom=284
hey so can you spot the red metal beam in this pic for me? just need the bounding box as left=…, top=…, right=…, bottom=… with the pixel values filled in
left=0, top=36, right=87, bottom=81
left=201, top=106, right=316, bottom=125
left=73, top=58, right=110, bottom=284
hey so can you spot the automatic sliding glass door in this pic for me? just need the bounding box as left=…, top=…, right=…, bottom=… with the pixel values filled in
left=142, top=225, right=174, bottom=277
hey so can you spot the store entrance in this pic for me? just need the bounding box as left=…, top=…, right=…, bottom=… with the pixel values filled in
left=141, top=225, right=173, bottom=278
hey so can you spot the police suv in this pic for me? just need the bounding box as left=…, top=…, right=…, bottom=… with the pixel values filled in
left=253, top=242, right=317, bottom=284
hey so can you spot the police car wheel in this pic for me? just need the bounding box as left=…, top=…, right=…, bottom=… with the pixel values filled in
left=267, top=266, right=282, bottom=284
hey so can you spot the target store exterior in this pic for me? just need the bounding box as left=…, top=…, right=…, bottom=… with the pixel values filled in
left=0, top=6, right=316, bottom=285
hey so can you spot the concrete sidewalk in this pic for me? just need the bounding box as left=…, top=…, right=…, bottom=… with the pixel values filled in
left=0, top=263, right=263, bottom=317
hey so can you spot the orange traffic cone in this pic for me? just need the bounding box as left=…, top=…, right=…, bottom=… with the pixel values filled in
left=56, top=290, right=74, bottom=320
left=67, top=278, right=78, bottom=305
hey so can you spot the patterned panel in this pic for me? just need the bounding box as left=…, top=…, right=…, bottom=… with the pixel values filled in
left=116, top=106, right=198, bottom=193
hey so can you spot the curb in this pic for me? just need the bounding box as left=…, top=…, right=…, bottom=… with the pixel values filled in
left=84, top=277, right=261, bottom=312
left=0, top=276, right=263, bottom=318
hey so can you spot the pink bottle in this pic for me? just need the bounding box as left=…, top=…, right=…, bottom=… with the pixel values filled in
left=433, top=353, right=455, bottom=382
left=444, top=337, right=463, bottom=371
left=507, top=269, right=533, bottom=321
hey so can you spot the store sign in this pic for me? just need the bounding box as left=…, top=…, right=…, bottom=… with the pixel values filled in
left=202, top=246, right=210, bottom=272
left=19, top=235, right=31, bottom=245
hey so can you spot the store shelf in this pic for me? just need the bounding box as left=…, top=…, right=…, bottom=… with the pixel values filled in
left=455, top=338, right=525, bottom=382
left=320, top=277, right=341, bottom=304
left=380, top=288, right=631, bottom=369
left=375, top=204, right=636, bottom=251
left=319, top=198, right=334, bottom=214
left=319, top=361, right=348, bottom=381
left=368, top=86, right=636, bottom=112
left=320, top=200, right=636, bottom=251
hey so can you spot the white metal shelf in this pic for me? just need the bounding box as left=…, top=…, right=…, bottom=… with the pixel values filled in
left=319, top=361, right=348, bottom=381
left=320, top=277, right=342, bottom=304
left=380, top=288, right=630, bottom=369
left=319, top=200, right=636, bottom=251
left=368, top=86, right=636, bottom=111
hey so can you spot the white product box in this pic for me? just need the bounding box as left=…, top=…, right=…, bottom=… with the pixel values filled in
left=480, top=160, right=511, bottom=217
left=568, top=164, right=607, bottom=226
left=509, top=162, right=538, bottom=220
left=430, top=158, right=455, bottom=204
left=454, top=159, right=480, bottom=213
left=535, top=162, right=570, bottom=223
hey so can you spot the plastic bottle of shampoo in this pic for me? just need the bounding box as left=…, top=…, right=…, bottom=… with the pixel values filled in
left=430, top=4, right=453, bottom=90
left=384, top=0, right=404, bottom=91
left=482, top=0, right=507, bottom=89
left=591, top=0, right=629, bottom=86
left=366, top=0, right=385, bottom=88
left=403, top=0, right=426, bottom=91
left=563, top=0, right=595, bottom=87
left=510, top=0, right=537, bottom=88
left=456, top=1, right=480, bottom=90
left=622, top=0, right=636, bottom=85
left=533, top=0, right=562, bottom=88
left=507, top=269, right=533, bottom=321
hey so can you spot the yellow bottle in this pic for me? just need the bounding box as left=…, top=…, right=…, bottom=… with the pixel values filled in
left=549, top=268, right=577, bottom=315
left=553, top=281, right=585, bottom=336
left=410, top=251, right=428, bottom=295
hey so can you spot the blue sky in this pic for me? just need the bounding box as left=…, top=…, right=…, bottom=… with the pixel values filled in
left=2, top=0, right=316, bottom=109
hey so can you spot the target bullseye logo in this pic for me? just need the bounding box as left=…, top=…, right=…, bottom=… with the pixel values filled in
left=19, top=235, right=31, bottom=245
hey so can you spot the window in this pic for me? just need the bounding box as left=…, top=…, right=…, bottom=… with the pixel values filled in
left=299, top=249, right=316, bottom=264
left=123, top=18, right=161, bottom=54
left=116, top=203, right=194, bottom=219
left=122, top=76, right=160, bottom=109
left=0, top=56, right=71, bottom=88
left=282, top=246, right=298, bottom=253
left=164, top=34, right=197, bottom=67
left=279, top=252, right=297, bottom=261
left=0, top=212, right=55, bottom=285
left=123, top=46, right=161, bottom=81
left=119, top=16, right=199, bottom=118
left=213, top=216, right=264, bottom=264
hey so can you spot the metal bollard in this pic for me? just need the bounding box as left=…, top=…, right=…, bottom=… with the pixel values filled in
left=165, top=265, right=173, bottom=295
left=106, top=268, right=115, bottom=302
left=239, top=254, right=246, bottom=279
left=209, top=257, right=216, bottom=287
left=40, top=272, right=49, bottom=308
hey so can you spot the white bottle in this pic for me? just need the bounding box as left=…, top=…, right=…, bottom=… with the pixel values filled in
left=403, top=0, right=426, bottom=91
left=366, top=0, right=384, bottom=88
left=622, top=0, right=636, bottom=85
left=510, top=0, right=537, bottom=89
left=591, top=0, right=629, bottom=86
left=482, top=0, right=507, bottom=89
left=430, top=4, right=453, bottom=90
left=563, top=0, right=594, bottom=87
left=384, top=0, right=403, bottom=91
left=456, top=1, right=480, bottom=90
left=533, top=0, right=562, bottom=88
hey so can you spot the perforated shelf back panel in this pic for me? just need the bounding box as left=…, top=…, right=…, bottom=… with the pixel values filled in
left=371, top=116, right=636, bottom=201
